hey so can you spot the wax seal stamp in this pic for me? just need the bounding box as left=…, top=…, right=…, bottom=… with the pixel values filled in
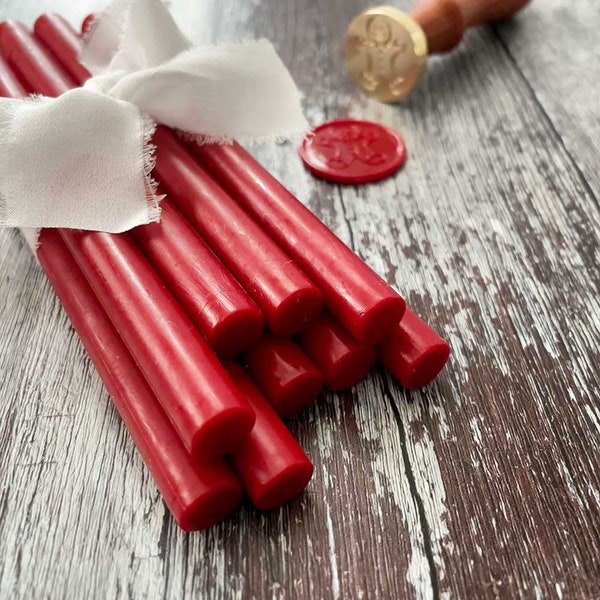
left=299, top=119, right=406, bottom=184
left=346, top=0, right=531, bottom=102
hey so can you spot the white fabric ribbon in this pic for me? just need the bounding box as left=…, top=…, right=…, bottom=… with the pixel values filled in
left=0, top=0, right=308, bottom=242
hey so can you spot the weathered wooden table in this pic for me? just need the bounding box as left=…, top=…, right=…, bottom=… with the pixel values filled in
left=1, top=1, right=599, bottom=598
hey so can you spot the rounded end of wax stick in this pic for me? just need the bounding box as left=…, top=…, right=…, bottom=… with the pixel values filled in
left=324, top=346, right=377, bottom=391
left=176, top=465, right=243, bottom=531
left=353, top=295, right=407, bottom=344
left=250, top=461, right=315, bottom=511
left=245, top=336, right=324, bottom=418
left=268, top=286, right=323, bottom=337
left=405, top=342, right=450, bottom=389
left=191, top=404, right=256, bottom=463
left=274, top=370, right=324, bottom=418
left=227, top=363, right=314, bottom=510
left=210, top=306, right=265, bottom=358
left=299, top=315, right=376, bottom=390
left=380, top=309, right=450, bottom=389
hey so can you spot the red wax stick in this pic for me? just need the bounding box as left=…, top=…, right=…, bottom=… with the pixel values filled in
left=60, top=228, right=255, bottom=461
left=152, top=127, right=323, bottom=337
left=245, top=334, right=323, bottom=418
left=299, top=314, right=376, bottom=390
left=189, top=143, right=406, bottom=344
left=227, top=363, right=314, bottom=510
left=33, top=14, right=324, bottom=338
left=379, top=308, right=450, bottom=389
left=0, top=22, right=255, bottom=460
left=37, top=229, right=242, bottom=531
left=131, top=193, right=264, bottom=358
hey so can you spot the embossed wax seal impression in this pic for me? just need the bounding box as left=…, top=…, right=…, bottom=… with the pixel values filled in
left=346, top=6, right=428, bottom=102
left=299, top=120, right=406, bottom=184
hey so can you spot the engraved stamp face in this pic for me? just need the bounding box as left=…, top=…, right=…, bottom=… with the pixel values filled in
left=346, top=8, right=428, bottom=102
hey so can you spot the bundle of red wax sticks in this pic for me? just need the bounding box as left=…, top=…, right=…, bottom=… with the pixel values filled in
left=0, top=14, right=450, bottom=531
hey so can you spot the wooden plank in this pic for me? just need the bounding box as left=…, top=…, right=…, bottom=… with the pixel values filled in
left=495, top=0, right=600, bottom=198
left=0, top=1, right=599, bottom=599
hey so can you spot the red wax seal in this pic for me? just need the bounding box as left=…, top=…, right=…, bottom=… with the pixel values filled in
left=299, top=119, right=406, bottom=184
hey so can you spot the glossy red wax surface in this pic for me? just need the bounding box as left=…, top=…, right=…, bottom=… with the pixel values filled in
left=379, top=308, right=451, bottom=389
left=152, top=127, right=323, bottom=336
left=0, top=51, right=28, bottom=96
left=227, top=363, right=314, bottom=510
left=190, top=141, right=406, bottom=344
left=299, top=313, right=376, bottom=390
left=61, top=229, right=255, bottom=460
left=34, top=14, right=91, bottom=84
left=32, top=15, right=324, bottom=337
left=245, top=334, right=323, bottom=418
left=37, top=228, right=243, bottom=531
left=132, top=195, right=264, bottom=357
left=0, top=20, right=73, bottom=96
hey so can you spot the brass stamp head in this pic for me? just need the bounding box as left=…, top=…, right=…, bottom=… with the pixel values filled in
left=346, top=6, right=428, bottom=102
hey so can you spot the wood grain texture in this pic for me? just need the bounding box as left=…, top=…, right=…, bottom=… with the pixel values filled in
left=0, top=1, right=599, bottom=599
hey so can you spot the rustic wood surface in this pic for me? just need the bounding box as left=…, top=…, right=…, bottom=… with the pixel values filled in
left=0, top=0, right=599, bottom=598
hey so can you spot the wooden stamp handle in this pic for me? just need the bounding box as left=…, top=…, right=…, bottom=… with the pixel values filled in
left=411, top=0, right=531, bottom=54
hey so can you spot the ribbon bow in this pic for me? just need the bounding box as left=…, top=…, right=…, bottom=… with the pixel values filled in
left=0, top=0, right=308, bottom=240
